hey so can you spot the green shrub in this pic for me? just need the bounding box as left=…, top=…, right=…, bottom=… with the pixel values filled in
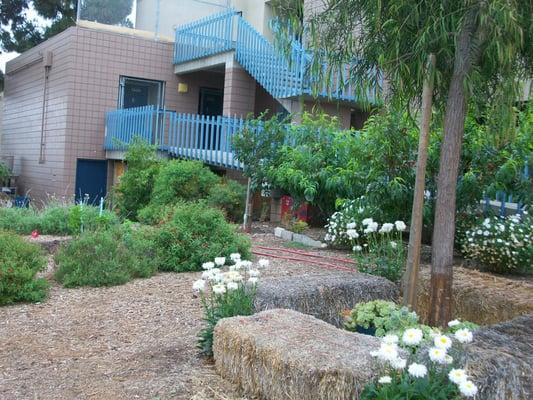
left=151, top=160, right=220, bottom=205
left=0, top=204, right=118, bottom=235
left=154, top=202, right=251, bottom=272
left=0, top=231, right=49, bottom=305
left=114, top=139, right=161, bottom=220
left=0, top=162, right=10, bottom=184
left=137, top=203, right=177, bottom=225
left=206, top=179, right=246, bottom=223
left=55, top=224, right=157, bottom=287
left=0, top=207, right=41, bottom=234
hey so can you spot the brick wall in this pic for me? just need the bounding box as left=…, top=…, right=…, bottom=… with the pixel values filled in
left=2, top=25, right=224, bottom=202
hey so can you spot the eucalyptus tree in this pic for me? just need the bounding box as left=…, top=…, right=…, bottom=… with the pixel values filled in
left=273, top=0, right=532, bottom=326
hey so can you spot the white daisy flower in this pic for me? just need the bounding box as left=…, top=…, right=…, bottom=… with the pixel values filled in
left=378, top=376, right=392, bottom=384
left=448, top=368, right=468, bottom=384
left=455, top=328, right=473, bottom=343
left=214, top=257, right=226, bottom=266
left=408, top=363, right=427, bottom=378
left=230, top=253, right=241, bottom=262
left=202, top=261, right=215, bottom=270
left=448, top=319, right=460, bottom=327
left=192, top=279, right=206, bottom=292
left=395, top=220, right=407, bottom=231
left=390, top=357, right=407, bottom=370
left=248, top=277, right=259, bottom=285
left=362, top=218, right=374, bottom=226
left=376, top=343, right=398, bottom=362
left=459, top=380, right=478, bottom=397
left=428, top=347, right=447, bottom=363
left=212, top=284, right=226, bottom=295
left=226, top=282, right=239, bottom=291
left=383, top=334, right=399, bottom=344
left=434, top=335, right=452, bottom=350
left=258, top=259, right=270, bottom=268
left=402, top=328, right=423, bottom=346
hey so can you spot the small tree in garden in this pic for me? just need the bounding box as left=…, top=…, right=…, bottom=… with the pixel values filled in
left=274, top=0, right=532, bottom=326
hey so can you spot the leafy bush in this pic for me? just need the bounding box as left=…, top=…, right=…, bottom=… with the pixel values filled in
left=206, top=179, right=246, bottom=223
left=150, top=160, right=220, bottom=205
left=344, top=300, right=418, bottom=337
left=55, top=224, right=157, bottom=287
left=0, top=231, right=49, bottom=305
left=194, top=255, right=264, bottom=356
left=0, top=204, right=118, bottom=235
left=154, top=202, right=251, bottom=272
left=461, top=214, right=532, bottom=274
left=0, top=161, right=10, bottom=184
left=114, top=139, right=161, bottom=220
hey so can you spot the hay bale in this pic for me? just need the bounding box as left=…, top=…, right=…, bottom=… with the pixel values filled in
left=213, top=308, right=383, bottom=400
left=463, top=313, right=533, bottom=399
left=416, top=266, right=533, bottom=325
left=254, top=272, right=398, bottom=327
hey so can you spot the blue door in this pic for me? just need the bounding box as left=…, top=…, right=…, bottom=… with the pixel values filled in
left=75, top=159, right=108, bottom=205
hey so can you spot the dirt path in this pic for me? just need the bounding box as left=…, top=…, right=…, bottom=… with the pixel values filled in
left=0, top=233, right=347, bottom=400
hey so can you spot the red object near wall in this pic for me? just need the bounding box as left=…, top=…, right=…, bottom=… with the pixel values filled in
left=280, top=195, right=309, bottom=222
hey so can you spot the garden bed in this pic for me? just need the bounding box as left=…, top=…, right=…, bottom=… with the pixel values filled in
left=0, top=233, right=339, bottom=399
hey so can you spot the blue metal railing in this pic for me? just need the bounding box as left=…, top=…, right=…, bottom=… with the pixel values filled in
left=174, top=9, right=235, bottom=64
left=173, top=9, right=363, bottom=102
left=104, top=106, right=246, bottom=170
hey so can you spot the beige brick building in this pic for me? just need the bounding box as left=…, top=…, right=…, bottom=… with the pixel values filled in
left=1, top=0, right=368, bottom=205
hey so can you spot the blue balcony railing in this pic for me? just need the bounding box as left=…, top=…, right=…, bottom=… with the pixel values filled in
left=173, top=9, right=367, bottom=102
left=104, top=106, right=245, bottom=170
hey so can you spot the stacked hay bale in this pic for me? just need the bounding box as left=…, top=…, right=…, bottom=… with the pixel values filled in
left=213, top=309, right=385, bottom=400
left=254, top=272, right=399, bottom=327
left=464, top=313, right=533, bottom=399
left=416, top=266, right=533, bottom=325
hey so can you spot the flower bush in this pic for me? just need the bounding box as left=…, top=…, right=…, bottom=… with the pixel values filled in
left=345, top=218, right=407, bottom=282
left=194, top=254, right=269, bottom=356
left=0, top=230, right=49, bottom=305
left=324, top=197, right=382, bottom=248
left=461, top=214, right=532, bottom=274
left=361, top=320, right=478, bottom=399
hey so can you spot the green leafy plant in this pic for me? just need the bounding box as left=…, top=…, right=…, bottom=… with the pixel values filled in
left=194, top=256, right=264, bottom=356
left=54, top=224, right=157, bottom=287
left=0, top=204, right=118, bottom=235
left=290, top=219, right=309, bottom=233
left=0, top=231, right=49, bottom=305
left=150, top=159, right=220, bottom=205
left=114, top=138, right=161, bottom=220
left=206, top=179, right=247, bottom=223
left=349, top=219, right=407, bottom=282
left=461, top=214, right=532, bottom=274
left=0, top=162, right=10, bottom=184
left=154, top=202, right=251, bottom=272
left=344, top=300, right=418, bottom=337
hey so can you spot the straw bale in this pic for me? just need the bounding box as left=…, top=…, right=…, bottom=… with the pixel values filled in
left=254, top=272, right=398, bottom=326
left=463, top=313, right=533, bottom=399
left=213, top=308, right=384, bottom=400
left=416, top=266, right=533, bottom=325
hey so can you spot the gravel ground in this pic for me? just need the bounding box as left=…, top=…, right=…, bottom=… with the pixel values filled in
left=0, top=230, right=352, bottom=400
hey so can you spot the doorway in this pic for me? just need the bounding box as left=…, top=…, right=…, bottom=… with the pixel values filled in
left=198, top=88, right=223, bottom=150
left=75, top=159, right=108, bottom=205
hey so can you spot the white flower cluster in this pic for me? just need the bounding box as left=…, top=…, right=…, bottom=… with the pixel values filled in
left=372, top=325, right=477, bottom=398
left=192, top=253, right=269, bottom=294
left=462, top=214, right=531, bottom=272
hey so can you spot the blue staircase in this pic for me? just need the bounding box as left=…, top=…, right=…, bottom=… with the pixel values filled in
left=173, top=9, right=361, bottom=102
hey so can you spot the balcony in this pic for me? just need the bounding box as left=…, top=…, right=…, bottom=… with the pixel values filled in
left=104, top=106, right=245, bottom=170
left=173, top=9, right=366, bottom=103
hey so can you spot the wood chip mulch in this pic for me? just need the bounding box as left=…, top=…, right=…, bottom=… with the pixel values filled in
left=1, top=232, right=347, bottom=400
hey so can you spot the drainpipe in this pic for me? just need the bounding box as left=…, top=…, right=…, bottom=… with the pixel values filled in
left=155, top=0, right=161, bottom=40
left=39, top=51, right=53, bottom=164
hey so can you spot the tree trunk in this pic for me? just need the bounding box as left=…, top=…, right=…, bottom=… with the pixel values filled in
left=403, top=54, right=436, bottom=311
left=243, top=178, right=253, bottom=233
left=429, top=9, right=481, bottom=327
